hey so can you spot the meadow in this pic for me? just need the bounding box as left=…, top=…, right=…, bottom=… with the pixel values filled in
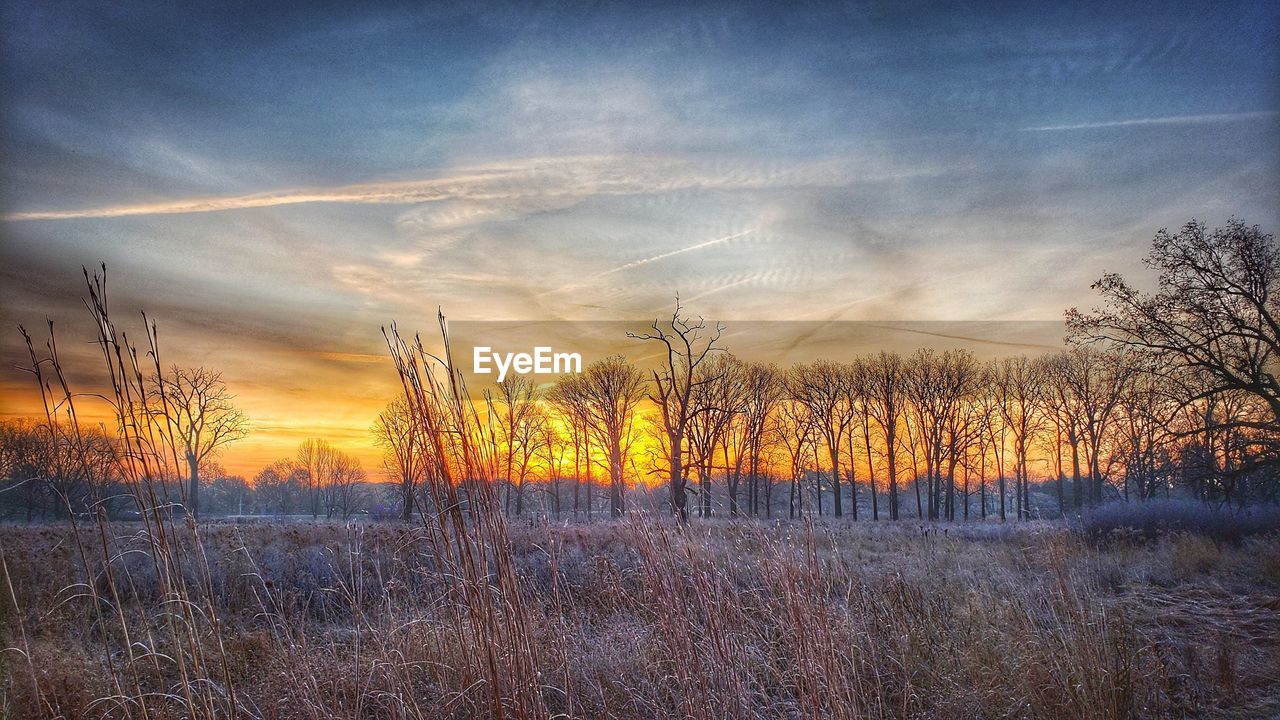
left=2, top=517, right=1278, bottom=719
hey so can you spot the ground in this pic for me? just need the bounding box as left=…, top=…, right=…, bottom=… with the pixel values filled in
left=1, top=518, right=1278, bottom=719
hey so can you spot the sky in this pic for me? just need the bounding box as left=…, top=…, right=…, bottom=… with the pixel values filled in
left=1, top=0, right=1278, bottom=477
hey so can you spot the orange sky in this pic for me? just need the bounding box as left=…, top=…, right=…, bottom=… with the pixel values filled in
left=1, top=317, right=1066, bottom=480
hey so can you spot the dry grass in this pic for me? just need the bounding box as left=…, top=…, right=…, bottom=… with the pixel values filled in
left=2, top=519, right=1277, bottom=719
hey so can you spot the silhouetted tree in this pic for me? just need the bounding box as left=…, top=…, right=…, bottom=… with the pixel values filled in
left=787, top=361, right=856, bottom=518
left=374, top=397, right=428, bottom=521
left=1068, top=219, right=1279, bottom=443
left=629, top=299, right=724, bottom=521
left=153, top=366, right=248, bottom=520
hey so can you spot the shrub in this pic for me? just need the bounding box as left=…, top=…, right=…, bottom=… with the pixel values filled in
left=1079, top=499, right=1280, bottom=543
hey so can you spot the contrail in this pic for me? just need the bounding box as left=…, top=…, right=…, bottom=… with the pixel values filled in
left=540, top=230, right=753, bottom=298
left=2, top=169, right=526, bottom=221
left=598, top=230, right=751, bottom=278
left=860, top=323, right=1063, bottom=351
left=3, top=155, right=857, bottom=222
left=1020, top=110, right=1278, bottom=132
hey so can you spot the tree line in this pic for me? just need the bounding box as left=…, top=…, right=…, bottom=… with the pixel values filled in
left=2, top=219, right=1276, bottom=522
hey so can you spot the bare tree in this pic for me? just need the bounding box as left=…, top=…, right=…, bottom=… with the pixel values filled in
left=374, top=397, right=428, bottom=521
left=253, top=459, right=305, bottom=515
left=1050, top=349, right=1132, bottom=504
left=490, top=376, right=542, bottom=515
left=569, top=355, right=647, bottom=517
left=772, top=399, right=818, bottom=518
left=993, top=356, right=1047, bottom=520
left=1112, top=370, right=1179, bottom=501
left=863, top=352, right=907, bottom=520
left=153, top=366, right=248, bottom=520
left=629, top=299, right=724, bottom=521
left=688, top=354, right=748, bottom=518
left=325, top=450, right=365, bottom=519
left=297, top=438, right=336, bottom=519
left=905, top=350, right=981, bottom=521
left=1068, top=219, right=1280, bottom=432
left=728, top=362, right=783, bottom=517
left=787, top=361, right=856, bottom=517
left=547, top=374, right=591, bottom=518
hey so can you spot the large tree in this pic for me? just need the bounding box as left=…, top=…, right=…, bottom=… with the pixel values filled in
left=1068, top=219, right=1280, bottom=429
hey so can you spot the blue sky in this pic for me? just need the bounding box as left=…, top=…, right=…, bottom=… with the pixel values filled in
left=1, top=0, right=1277, bottom=470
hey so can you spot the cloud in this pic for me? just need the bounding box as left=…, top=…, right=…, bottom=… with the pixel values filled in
left=1020, top=110, right=1278, bottom=132
left=4, top=155, right=873, bottom=221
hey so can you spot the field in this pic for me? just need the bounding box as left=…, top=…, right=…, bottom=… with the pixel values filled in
left=2, top=519, right=1278, bottom=719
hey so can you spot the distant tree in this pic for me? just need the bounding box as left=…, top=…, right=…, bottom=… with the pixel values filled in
left=728, top=362, right=783, bottom=517
left=547, top=374, right=592, bottom=517
left=787, top=361, right=856, bottom=518
left=629, top=299, right=724, bottom=521
left=688, top=354, right=748, bottom=518
left=374, top=398, right=427, bottom=521
left=325, top=451, right=365, bottom=519
left=254, top=460, right=303, bottom=515
left=772, top=399, right=818, bottom=518
left=1112, top=369, right=1179, bottom=501
left=199, top=464, right=249, bottom=515
left=905, top=350, right=980, bottom=520
left=490, top=376, right=544, bottom=516
left=1042, top=353, right=1087, bottom=511
left=993, top=356, right=1047, bottom=520
left=569, top=355, right=647, bottom=517
left=863, top=352, right=907, bottom=520
left=297, top=438, right=336, bottom=519
left=0, top=418, right=54, bottom=520
left=1049, top=349, right=1132, bottom=504
left=152, top=366, right=248, bottom=520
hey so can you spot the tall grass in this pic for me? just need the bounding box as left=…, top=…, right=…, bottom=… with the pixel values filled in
left=4, top=520, right=1278, bottom=718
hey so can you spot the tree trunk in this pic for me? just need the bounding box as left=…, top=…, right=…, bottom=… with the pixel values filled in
left=187, top=453, right=200, bottom=521
left=1069, top=434, right=1082, bottom=510
left=669, top=433, right=687, bottom=521
left=887, top=428, right=899, bottom=520
left=401, top=479, right=414, bottom=522
left=609, top=440, right=625, bottom=518
left=829, top=444, right=843, bottom=517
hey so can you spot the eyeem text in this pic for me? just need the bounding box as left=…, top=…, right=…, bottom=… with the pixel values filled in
left=473, top=346, right=582, bottom=382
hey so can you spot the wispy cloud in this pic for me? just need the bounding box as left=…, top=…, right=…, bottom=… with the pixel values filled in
left=1020, top=110, right=1278, bottom=132
left=4, top=155, right=867, bottom=221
